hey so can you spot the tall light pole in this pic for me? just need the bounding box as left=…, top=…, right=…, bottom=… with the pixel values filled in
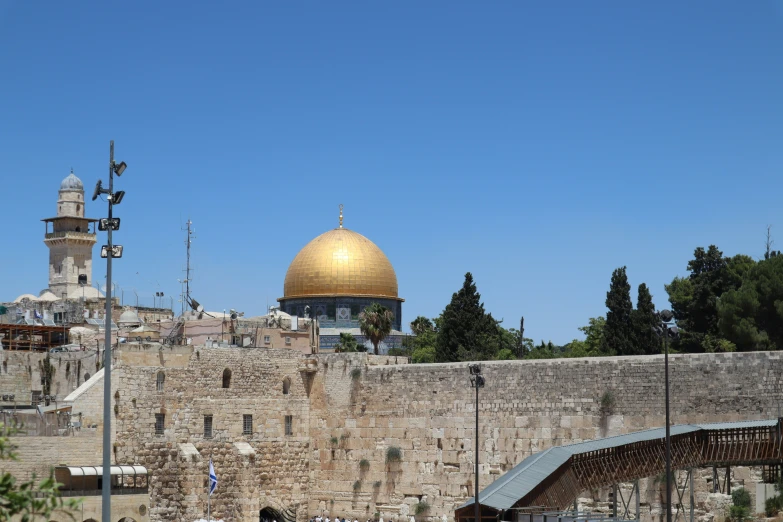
left=654, top=310, right=678, bottom=522
left=92, top=140, right=127, bottom=522
left=469, top=364, right=485, bottom=522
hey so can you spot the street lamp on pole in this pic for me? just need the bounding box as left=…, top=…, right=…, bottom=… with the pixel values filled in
left=469, top=364, right=485, bottom=522
left=92, top=140, right=127, bottom=522
left=653, top=309, right=679, bottom=522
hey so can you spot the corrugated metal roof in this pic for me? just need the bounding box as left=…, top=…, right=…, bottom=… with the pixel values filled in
left=459, top=419, right=779, bottom=512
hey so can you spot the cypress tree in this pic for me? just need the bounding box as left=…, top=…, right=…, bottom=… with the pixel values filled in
left=633, top=283, right=660, bottom=355
left=603, top=266, right=635, bottom=355
left=436, top=272, right=495, bottom=362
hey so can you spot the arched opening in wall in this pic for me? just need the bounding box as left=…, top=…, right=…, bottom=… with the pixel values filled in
left=156, top=371, right=165, bottom=392
left=222, top=368, right=232, bottom=388
left=282, top=377, right=291, bottom=395
left=75, top=226, right=81, bottom=232
left=260, top=507, right=283, bottom=522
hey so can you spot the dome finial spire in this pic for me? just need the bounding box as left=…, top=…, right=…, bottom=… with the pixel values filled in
left=339, top=204, right=344, bottom=228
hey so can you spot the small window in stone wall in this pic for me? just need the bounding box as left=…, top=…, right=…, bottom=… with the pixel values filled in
left=222, top=368, right=231, bottom=388
left=285, top=415, right=293, bottom=436
left=156, top=371, right=165, bottom=392
left=155, top=413, right=165, bottom=435
left=285, top=336, right=291, bottom=345
left=282, top=378, right=290, bottom=395
left=264, top=336, right=271, bottom=344
left=204, top=415, right=213, bottom=438
left=243, top=414, right=252, bottom=435
left=84, top=373, right=90, bottom=381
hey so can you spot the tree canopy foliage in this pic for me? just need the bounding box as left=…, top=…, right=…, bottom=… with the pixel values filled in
left=359, top=303, right=394, bottom=355
left=402, top=233, right=783, bottom=364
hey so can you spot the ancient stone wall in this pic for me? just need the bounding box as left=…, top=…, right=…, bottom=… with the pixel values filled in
left=113, top=346, right=313, bottom=522
left=308, top=351, right=783, bottom=521
left=4, top=348, right=783, bottom=522
left=0, top=350, right=99, bottom=402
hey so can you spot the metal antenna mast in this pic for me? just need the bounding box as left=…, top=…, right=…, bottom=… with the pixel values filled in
left=182, top=219, right=195, bottom=313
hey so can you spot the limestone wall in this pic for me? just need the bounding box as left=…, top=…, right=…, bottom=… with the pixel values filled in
left=308, top=351, right=783, bottom=521
left=5, top=347, right=783, bottom=522
left=0, top=350, right=99, bottom=402
left=113, top=346, right=313, bottom=522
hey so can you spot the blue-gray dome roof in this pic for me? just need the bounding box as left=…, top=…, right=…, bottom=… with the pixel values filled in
left=60, top=170, right=83, bottom=191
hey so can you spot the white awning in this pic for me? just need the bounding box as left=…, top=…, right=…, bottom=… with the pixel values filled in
left=60, top=465, right=148, bottom=477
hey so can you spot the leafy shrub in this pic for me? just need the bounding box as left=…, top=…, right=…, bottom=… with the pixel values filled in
left=732, top=488, right=751, bottom=509
left=730, top=488, right=752, bottom=522
left=373, top=481, right=382, bottom=489
left=414, top=502, right=431, bottom=515
left=411, top=346, right=436, bottom=364
left=386, top=446, right=402, bottom=463
left=351, top=368, right=362, bottom=380
left=330, top=436, right=339, bottom=446
left=353, top=480, right=362, bottom=491
left=359, top=459, right=370, bottom=471
left=600, top=390, right=616, bottom=414
left=765, top=496, right=781, bottom=517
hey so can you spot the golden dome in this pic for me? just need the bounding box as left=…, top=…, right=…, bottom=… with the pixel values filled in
left=283, top=227, right=400, bottom=300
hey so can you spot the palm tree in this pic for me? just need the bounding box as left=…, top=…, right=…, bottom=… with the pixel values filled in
left=359, top=303, right=394, bottom=355
left=335, top=332, right=360, bottom=353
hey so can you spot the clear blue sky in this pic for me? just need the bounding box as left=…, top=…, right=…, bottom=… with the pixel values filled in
left=1, top=2, right=781, bottom=344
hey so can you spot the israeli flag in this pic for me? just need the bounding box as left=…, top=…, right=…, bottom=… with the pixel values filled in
left=208, top=459, right=217, bottom=496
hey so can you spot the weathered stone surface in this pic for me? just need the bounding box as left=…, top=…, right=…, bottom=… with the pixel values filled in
left=4, top=348, right=783, bottom=522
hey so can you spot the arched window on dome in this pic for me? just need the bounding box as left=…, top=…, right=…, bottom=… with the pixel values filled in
left=282, top=377, right=291, bottom=395
left=156, top=371, right=165, bottom=392
left=222, top=368, right=232, bottom=389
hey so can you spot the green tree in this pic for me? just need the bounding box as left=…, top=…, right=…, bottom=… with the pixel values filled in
left=411, top=346, right=436, bottom=364
left=666, top=246, right=754, bottom=352
left=359, top=303, right=394, bottom=355
left=334, top=332, right=361, bottom=353
left=718, top=255, right=783, bottom=351
left=578, top=317, right=606, bottom=355
left=603, top=267, right=635, bottom=355
left=525, top=340, right=558, bottom=359
left=436, top=273, right=497, bottom=362
left=0, top=424, right=81, bottom=521
left=632, top=283, right=660, bottom=355
left=410, top=316, right=434, bottom=336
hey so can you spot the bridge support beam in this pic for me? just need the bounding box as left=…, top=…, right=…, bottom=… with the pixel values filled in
left=635, top=479, right=640, bottom=521
left=689, top=468, right=695, bottom=522
left=612, top=484, right=618, bottom=519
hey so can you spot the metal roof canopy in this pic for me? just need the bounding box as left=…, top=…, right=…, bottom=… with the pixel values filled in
left=458, top=419, right=781, bottom=513
left=57, top=465, right=148, bottom=477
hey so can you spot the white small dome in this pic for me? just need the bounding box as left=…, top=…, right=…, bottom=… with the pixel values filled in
left=118, top=309, right=142, bottom=325
left=60, top=170, right=84, bottom=191
left=14, top=294, right=38, bottom=303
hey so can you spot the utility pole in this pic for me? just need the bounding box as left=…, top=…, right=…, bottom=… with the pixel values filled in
left=183, top=219, right=194, bottom=309
left=92, top=140, right=128, bottom=522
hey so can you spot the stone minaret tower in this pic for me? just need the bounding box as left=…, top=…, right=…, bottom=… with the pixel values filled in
left=43, top=170, right=98, bottom=298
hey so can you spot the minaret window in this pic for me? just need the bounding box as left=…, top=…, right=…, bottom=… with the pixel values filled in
left=76, top=204, right=80, bottom=213
left=75, top=226, right=81, bottom=232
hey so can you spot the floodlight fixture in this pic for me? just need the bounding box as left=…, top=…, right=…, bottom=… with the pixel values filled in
left=100, top=245, right=124, bottom=258
left=98, top=218, right=121, bottom=231
left=92, top=180, right=104, bottom=201
left=468, top=363, right=482, bottom=375
left=110, top=191, right=125, bottom=205
left=113, top=161, right=127, bottom=176
left=659, top=309, right=674, bottom=323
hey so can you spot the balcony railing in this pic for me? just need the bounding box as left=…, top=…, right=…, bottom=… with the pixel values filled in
left=44, top=231, right=96, bottom=240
